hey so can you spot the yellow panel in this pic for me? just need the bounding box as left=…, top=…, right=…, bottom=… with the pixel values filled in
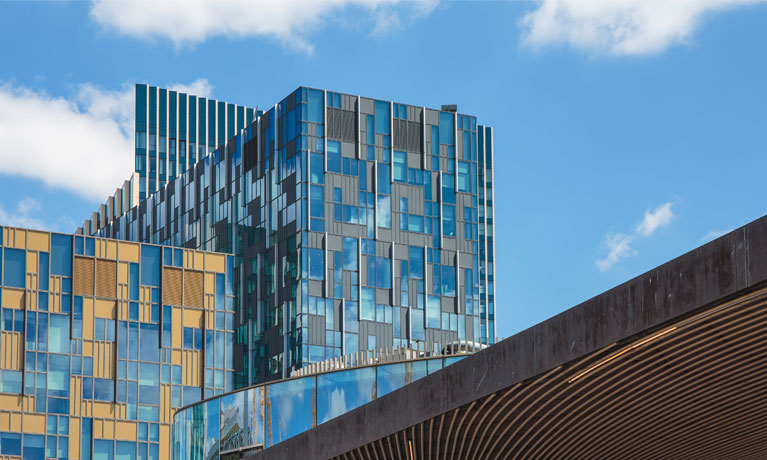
left=172, top=349, right=182, bottom=365
left=1, top=289, right=24, bottom=309
left=23, top=395, right=34, bottom=412
left=193, top=251, right=204, bottom=270
left=0, top=411, right=10, bottom=431
left=204, top=272, right=215, bottom=295
left=93, top=419, right=103, bottom=438
left=160, top=424, right=170, bottom=454
left=26, top=291, right=36, bottom=311
left=103, top=420, right=114, bottom=439
left=1, top=332, right=22, bottom=370
left=23, top=414, right=45, bottom=434
left=10, top=412, right=21, bottom=431
left=184, top=250, right=193, bottom=269
left=95, top=299, right=117, bottom=319
left=115, top=421, right=137, bottom=440
left=26, top=230, right=49, bottom=251
left=205, top=253, right=226, bottom=273
left=119, top=242, right=140, bottom=262
left=11, top=229, right=26, bottom=249
left=70, top=376, right=81, bottom=416
left=106, top=240, right=118, bottom=260
left=25, top=251, right=37, bottom=274
left=118, top=262, right=129, bottom=284
left=172, top=308, right=182, bottom=348
left=69, top=417, right=81, bottom=460
left=82, top=341, right=93, bottom=357
left=2, top=227, right=10, bottom=246
left=0, top=395, right=22, bottom=412
left=183, top=309, right=203, bottom=328
left=183, top=271, right=204, bottom=308
left=74, top=257, right=95, bottom=297
left=83, top=298, right=94, bottom=340
left=93, top=401, right=115, bottom=419
left=95, top=259, right=117, bottom=298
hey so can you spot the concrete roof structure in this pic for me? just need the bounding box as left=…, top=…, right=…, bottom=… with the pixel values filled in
left=250, top=216, right=767, bottom=459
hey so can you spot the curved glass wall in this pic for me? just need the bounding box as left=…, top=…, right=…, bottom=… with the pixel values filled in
left=172, top=355, right=465, bottom=459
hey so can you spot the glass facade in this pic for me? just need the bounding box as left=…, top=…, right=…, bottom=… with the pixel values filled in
left=84, top=86, right=497, bottom=388
left=134, top=84, right=256, bottom=200
left=172, top=354, right=464, bottom=459
left=0, top=226, right=234, bottom=459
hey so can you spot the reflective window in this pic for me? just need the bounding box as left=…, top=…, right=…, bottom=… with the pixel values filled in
left=317, top=367, right=375, bottom=424
left=140, top=246, right=160, bottom=287
left=327, top=140, right=341, bottom=173
left=309, top=248, right=324, bottom=280
left=50, top=234, right=72, bottom=276
left=342, top=238, right=357, bottom=270
left=374, top=101, right=390, bottom=134
left=3, top=248, right=25, bottom=288
left=265, top=377, right=314, bottom=447
left=377, top=361, right=428, bottom=397
left=393, top=151, right=407, bottom=182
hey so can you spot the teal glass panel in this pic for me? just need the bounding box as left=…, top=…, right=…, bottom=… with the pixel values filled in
left=48, top=314, right=70, bottom=353
left=316, top=367, right=375, bottom=424
left=427, top=295, right=441, bottom=328
left=439, top=112, right=454, bottom=145
left=393, top=151, right=407, bottom=182
left=3, top=248, right=25, bottom=288
left=129, top=263, right=139, bottom=300
left=457, top=161, right=470, bottom=192
left=310, top=153, right=324, bottom=184
left=116, top=441, right=136, bottom=460
left=361, top=288, right=374, bottom=321
left=50, top=234, right=72, bottom=276
left=377, top=360, right=428, bottom=397
left=374, top=101, right=390, bottom=134
left=264, top=377, right=314, bottom=448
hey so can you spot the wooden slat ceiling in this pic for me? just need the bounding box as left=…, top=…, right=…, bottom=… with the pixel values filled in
left=333, top=288, right=767, bottom=460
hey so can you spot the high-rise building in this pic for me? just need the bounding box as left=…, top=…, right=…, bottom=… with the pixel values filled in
left=82, top=86, right=497, bottom=387
left=133, top=84, right=255, bottom=200
left=0, top=226, right=235, bottom=459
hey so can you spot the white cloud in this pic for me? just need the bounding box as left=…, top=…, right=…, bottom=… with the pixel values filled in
left=168, top=79, right=213, bottom=99
left=595, top=232, right=634, bottom=271
left=635, top=201, right=674, bottom=237
left=0, top=198, right=48, bottom=231
left=595, top=200, right=675, bottom=271
left=0, top=79, right=211, bottom=202
left=88, top=0, right=438, bottom=52
left=521, top=0, right=767, bottom=55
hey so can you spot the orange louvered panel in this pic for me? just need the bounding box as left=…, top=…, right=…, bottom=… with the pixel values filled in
left=183, top=270, right=204, bottom=308
left=73, top=257, right=94, bottom=296
left=95, top=259, right=117, bottom=298
left=163, top=268, right=183, bottom=306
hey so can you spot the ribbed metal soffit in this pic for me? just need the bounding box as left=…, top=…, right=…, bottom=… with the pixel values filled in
left=333, top=288, right=767, bottom=460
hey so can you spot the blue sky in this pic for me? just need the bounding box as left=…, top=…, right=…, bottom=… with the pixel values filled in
left=1, top=0, right=766, bottom=339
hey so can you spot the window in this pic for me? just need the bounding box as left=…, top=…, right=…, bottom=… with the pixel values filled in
left=375, top=101, right=390, bottom=134
left=439, top=112, right=454, bottom=145
left=0, top=370, right=22, bottom=394
left=343, top=238, right=358, bottom=270
left=48, top=314, right=70, bottom=353
left=393, top=151, right=407, bottom=182
left=307, top=89, right=324, bottom=123
left=443, top=205, right=456, bottom=237
left=376, top=257, right=391, bottom=289
left=0, top=432, right=21, bottom=455
left=457, top=161, right=470, bottom=192
left=309, top=248, right=324, bottom=280
left=140, top=246, right=160, bottom=287
left=327, top=140, right=341, bottom=173
left=3, top=248, right=25, bottom=288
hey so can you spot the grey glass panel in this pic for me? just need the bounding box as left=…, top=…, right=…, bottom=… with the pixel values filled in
left=316, top=367, right=375, bottom=424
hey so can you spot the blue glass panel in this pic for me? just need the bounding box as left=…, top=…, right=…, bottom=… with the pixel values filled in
left=116, top=441, right=136, bottom=460
left=22, top=434, right=44, bottom=460
left=140, top=246, right=160, bottom=287
left=48, top=314, right=70, bottom=354
left=0, top=370, right=22, bottom=394
left=439, top=112, right=454, bottom=145
left=0, top=432, right=22, bottom=455
left=327, top=140, right=341, bottom=173
left=308, top=248, right=324, bottom=280
left=307, top=89, right=324, bottom=123
left=317, top=367, right=375, bottom=424
left=94, top=378, right=114, bottom=401
left=139, top=323, right=159, bottom=362
left=82, top=418, right=92, bottom=460
left=48, top=353, right=70, bottom=397
left=94, top=439, right=113, bottom=460
left=377, top=360, right=428, bottom=397
left=50, top=234, right=72, bottom=276
left=38, top=252, right=49, bottom=290
left=203, top=399, right=220, bottom=459
left=265, top=377, right=314, bottom=448
left=3, top=248, right=25, bottom=288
